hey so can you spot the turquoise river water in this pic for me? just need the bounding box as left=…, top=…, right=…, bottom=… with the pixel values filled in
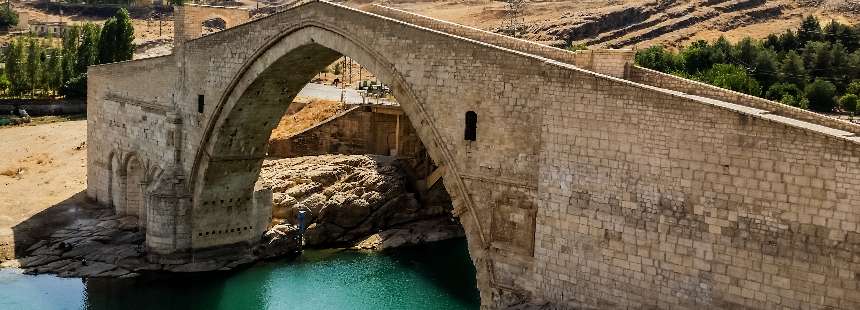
left=0, top=239, right=479, bottom=310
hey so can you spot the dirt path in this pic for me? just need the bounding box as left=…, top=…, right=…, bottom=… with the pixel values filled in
left=0, top=120, right=88, bottom=260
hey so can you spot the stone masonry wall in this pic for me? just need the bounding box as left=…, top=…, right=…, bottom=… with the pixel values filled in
left=268, top=105, right=423, bottom=160
left=630, top=66, right=860, bottom=135
left=174, top=4, right=250, bottom=47
left=87, top=1, right=860, bottom=308
left=532, top=67, right=860, bottom=309
left=87, top=55, right=178, bottom=208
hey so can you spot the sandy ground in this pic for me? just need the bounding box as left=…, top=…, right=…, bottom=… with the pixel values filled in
left=0, top=120, right=87, bottom=259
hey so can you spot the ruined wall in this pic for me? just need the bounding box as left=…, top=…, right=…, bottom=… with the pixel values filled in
left=174, top=4, right=250, bottom=46
left=268, top=105, right=423, bottom=159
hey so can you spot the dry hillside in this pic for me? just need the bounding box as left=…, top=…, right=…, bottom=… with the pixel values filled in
left=347, top=0, right=860, bottom=48
left=269, top=99, right=346, bottom=142
left=8, top=0, right=859, bottom=56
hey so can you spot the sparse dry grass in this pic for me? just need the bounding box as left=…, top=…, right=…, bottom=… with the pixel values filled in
left=270, top=100, right=347, bottom=141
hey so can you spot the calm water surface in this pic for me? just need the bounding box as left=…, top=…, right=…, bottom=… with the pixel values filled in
left=0, top=239, right=479, bottom=310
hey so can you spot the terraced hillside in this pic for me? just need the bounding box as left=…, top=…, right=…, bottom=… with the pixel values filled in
left=348, top=0, right=859, bottom=48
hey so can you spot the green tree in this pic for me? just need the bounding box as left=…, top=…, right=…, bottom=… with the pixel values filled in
left=803, top=41, right=833, bottom=78
left=98, top=17, right=117, bottom=64
left=753, top=49, right=779, bottom=88
left=711, top=36, right=731, bottom=64
left=840, top=94, right=860, bottom=112
left=823, top=19, right=859, bottom=51
left=46, top=48, right=62, bottom=95
left=113, top=9, right=135, bottom=62
left=798, top=15, right=822, bottom=45
left=733, top=37, right=759, bottom=66
left=76, top=23, right=100, bottom=75
left=62, top=25, right=80, bottom=84
left=847, top=80, right=860, bottom=95
left=805, top=79, right=838, bottom=112
left=766, top=82, right=802, bottom=101
left=781, top=94, right=809, bottom=109
left=97, top=9, right=135, bottom=64
left=25, top=38, right=42, bottom=96
left=635, top=45, right=683, bottom=73
left=780, top=51, right=808, bottom=87
left=779, top=29, right=799, bottom=52
left=0, top=74, right=9, bottom=96
left=830, top=43, right=851, bottom=89
left=849, top=51, right=860, bottom=81
left=699, top=64, right=761, bottom=96
left=764, top=33, right=780, bottom=50
left=681, top=40, right=716, bottom=74
left=4, top=38, right=24, bottom=96
left=0, top=4, right=18, bottom=29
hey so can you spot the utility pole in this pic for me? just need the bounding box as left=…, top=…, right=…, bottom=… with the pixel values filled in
left=503, top=0, right=526, bottom=37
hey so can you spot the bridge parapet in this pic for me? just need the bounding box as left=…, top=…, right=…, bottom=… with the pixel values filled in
left=630, top=66, right=860, bottom=135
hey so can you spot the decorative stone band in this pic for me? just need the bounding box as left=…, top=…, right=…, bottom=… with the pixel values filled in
left=104, top=93, right=169, bottom=115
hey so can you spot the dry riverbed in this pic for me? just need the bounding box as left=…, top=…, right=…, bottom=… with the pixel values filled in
left=0, top=120, right=88, bottom=260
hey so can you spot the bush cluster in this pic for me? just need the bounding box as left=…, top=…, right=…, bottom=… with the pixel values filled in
left=1, top=8, right=135, bottom=99
left=636, top=16, right=860, bottom=113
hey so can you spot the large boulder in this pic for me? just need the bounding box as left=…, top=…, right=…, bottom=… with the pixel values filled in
left=260, top=155, right=453, bottom=247
left=256, top=224, right=302, bottom=259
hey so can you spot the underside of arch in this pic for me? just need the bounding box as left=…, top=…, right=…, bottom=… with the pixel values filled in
left=191, top=25, right=494, bottom=305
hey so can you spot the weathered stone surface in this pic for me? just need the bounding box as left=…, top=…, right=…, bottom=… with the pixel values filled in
left=262, top=155, right=453, bottom=246
left=74, top=262, right=118, bottom=277
left=18, top=255, right=61, bottom=268
left=256, top=224, right=301, bottom=259
left=353, top=218, right=465, bottom=250
left=0, top=259, right=20, bottom=268
left=84, top=1, right=860, bottom=308
left=7, top=212, right=275, bottom=278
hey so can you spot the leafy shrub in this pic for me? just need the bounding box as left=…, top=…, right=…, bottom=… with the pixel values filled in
left=805, top=79, right=838, bottom=112
left=840, top=94, right=860, bottom=112
left=61, top=74, right=87, bottom=99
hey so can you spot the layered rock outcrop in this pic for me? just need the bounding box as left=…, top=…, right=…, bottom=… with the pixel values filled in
left=259, top=154, right=460, bottom=248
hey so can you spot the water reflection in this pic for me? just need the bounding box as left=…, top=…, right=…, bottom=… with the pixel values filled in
left=0, top=239, right=478, bottom=310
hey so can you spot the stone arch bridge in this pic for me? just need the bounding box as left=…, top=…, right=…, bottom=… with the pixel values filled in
left=88, top=2, right=860, bottom=309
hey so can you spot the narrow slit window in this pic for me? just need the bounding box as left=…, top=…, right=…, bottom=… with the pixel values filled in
left=198, top=95, right=205, bottom=113
left=465, top=111, right=477, bottom=141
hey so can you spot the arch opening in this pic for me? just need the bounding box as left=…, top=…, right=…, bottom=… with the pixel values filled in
left=191, top=26, right=490, bottom=306
left=110, top=154, right=123, bottom=214
left=126, top=156, right=146, bottom=228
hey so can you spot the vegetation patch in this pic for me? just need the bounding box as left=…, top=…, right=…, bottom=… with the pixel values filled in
left=636, top=16, right=860, bottom=113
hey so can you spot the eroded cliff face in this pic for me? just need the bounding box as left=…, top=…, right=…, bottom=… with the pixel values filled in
left=258, top=154, right=462, bottom=249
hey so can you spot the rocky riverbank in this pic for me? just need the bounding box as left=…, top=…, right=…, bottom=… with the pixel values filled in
left=261, top=154, right=462, bottom=249
left=2, top=154, right=462, bottom=278
left=2, top=208, right=302, bottom=278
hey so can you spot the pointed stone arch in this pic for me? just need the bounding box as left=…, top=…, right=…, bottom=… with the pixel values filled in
left=107, top=151, right=124, bottom=214
left=190, top=25, right=495, bottom=304
left=123, top=153, right=147, bottom=228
